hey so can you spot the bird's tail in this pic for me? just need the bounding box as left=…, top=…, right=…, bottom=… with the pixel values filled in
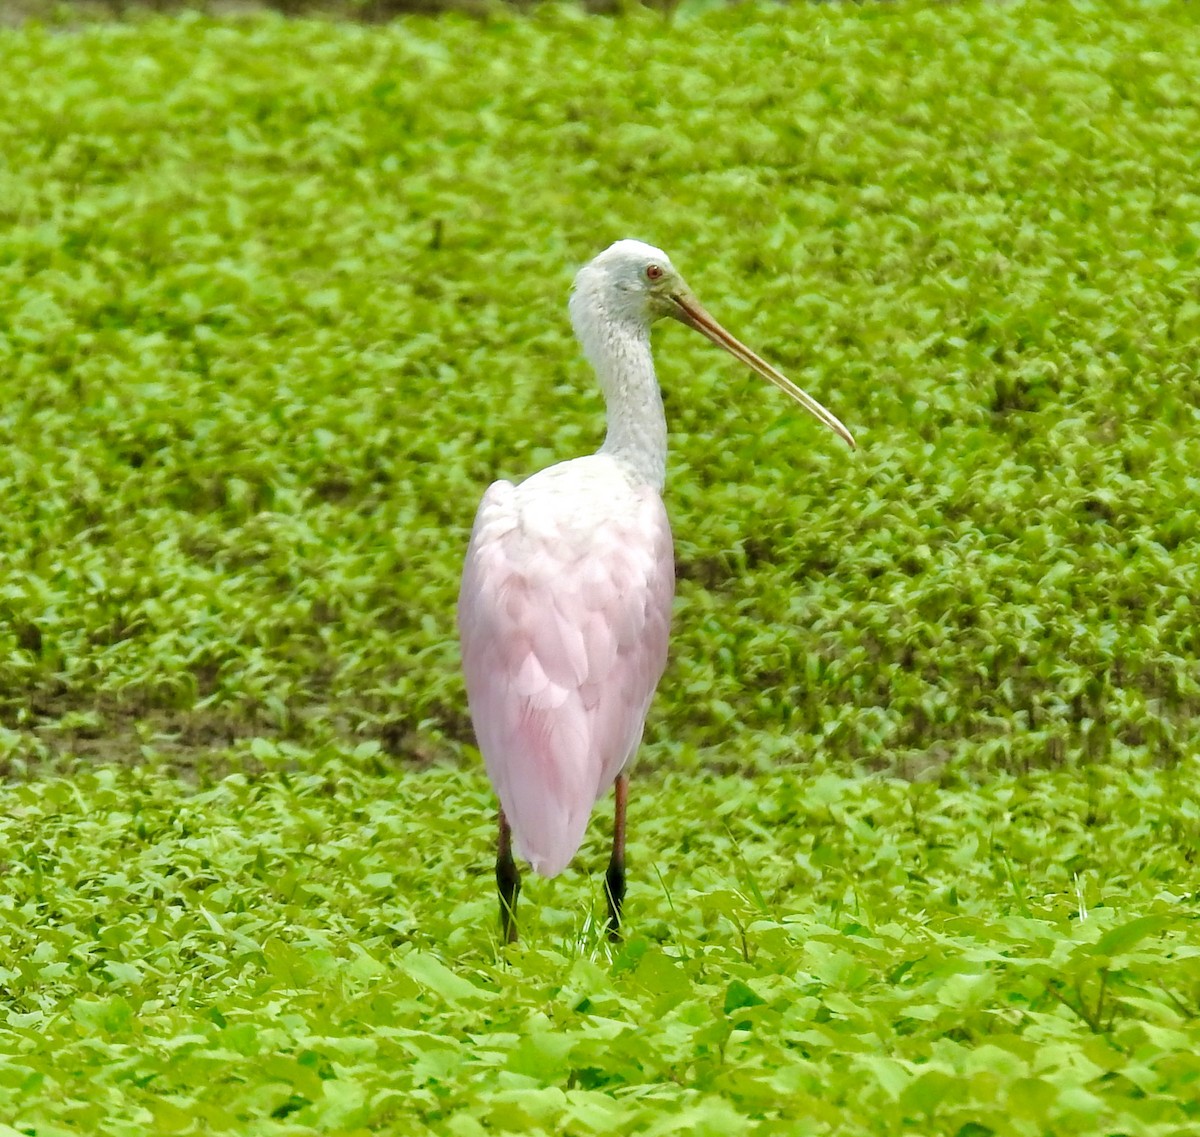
left=488, top=709, right=599, bottom=879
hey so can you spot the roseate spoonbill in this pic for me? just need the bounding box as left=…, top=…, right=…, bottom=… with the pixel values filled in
left=459, top=240, right=854, bottom=943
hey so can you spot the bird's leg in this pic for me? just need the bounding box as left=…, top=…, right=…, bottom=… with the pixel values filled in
left=604, top=775, right=629, bottom=942
left=496, top=811, right=521, bottom=944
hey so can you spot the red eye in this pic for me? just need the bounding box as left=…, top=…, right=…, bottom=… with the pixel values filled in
left=645, top=263, right=663, bottom=281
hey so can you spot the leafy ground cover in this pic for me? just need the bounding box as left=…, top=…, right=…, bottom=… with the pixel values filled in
left=0, top=1, right=1198, bottom=1133
left=1, top=0, right=1198, bottom=774
left=1, top=752, right=1198, bottom=1135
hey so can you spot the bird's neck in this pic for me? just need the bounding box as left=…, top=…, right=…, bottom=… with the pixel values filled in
left=576, top=312, right=667, bottom=491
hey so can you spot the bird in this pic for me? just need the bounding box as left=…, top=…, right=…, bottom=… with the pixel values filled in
left=458, top=239, right=855, bottom=944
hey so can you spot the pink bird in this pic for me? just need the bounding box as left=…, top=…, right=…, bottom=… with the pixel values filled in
left=459, top=240, right=855, bottom=943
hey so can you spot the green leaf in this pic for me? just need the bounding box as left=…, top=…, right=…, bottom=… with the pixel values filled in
left=723, top=979, right=766, bottom=1015
left=1093, top=915, right=1173, bottom=958
left=400, top=950, right=485, bottom=1005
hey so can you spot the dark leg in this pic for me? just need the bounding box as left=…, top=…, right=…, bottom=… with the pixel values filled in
left=496, top=811, right=521, bottom=944
left=604, top=775, right=629, bottom=941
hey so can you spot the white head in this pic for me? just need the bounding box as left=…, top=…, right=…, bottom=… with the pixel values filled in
left=569, top=239, right=689, bottom=331
left=568, top=239, right=856, bottom=449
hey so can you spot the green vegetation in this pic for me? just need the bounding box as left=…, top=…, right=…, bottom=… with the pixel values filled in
left=0, top=1, right=1198, bottom=1133
left=2, top=1, right=1199, bottom=774
left=2, top=756, right=1199, bottom=1134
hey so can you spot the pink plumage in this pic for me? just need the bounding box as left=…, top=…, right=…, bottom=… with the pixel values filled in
left=458, top=457, right=674, bottom=877
left=458, top=240, right=852, bottom=941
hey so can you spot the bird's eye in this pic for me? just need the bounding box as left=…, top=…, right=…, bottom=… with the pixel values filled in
left=645, top=263, right=663, bottom=282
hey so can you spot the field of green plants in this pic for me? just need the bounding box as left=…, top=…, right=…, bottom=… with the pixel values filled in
left=1, top=1, right=1198, bottom=1133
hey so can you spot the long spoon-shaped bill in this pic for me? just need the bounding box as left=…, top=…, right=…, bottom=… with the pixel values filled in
left=671, top=292, right=856, bottom=449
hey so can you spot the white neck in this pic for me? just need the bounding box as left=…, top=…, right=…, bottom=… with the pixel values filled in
left=570, top=299, right=667, bottom=490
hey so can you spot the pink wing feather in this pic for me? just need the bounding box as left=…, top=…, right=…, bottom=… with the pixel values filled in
left=458, top=470, right=674, bottom=878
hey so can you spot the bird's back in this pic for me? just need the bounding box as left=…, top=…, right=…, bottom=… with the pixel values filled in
left=458, top=454, right=674, bottom=877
